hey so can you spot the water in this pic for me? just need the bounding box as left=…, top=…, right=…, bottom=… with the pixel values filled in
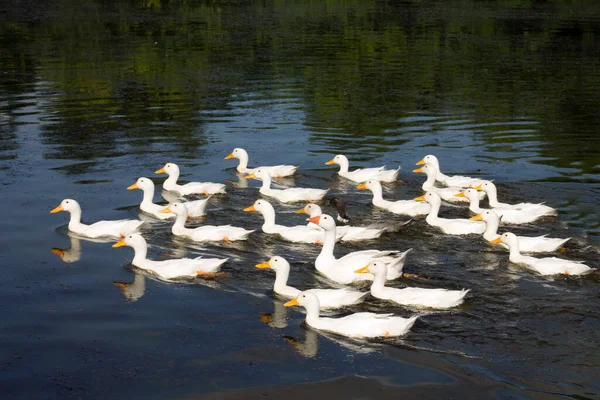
left=1, top=0, right=599, bottom=398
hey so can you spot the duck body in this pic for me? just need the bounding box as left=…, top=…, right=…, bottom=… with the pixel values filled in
left=163, top=203, right=253, bottom=242
left=475, top=181, right=556, bottom=216
left=416, top=154, right=485, bottom=188
left=225, top=148, right=298, bottom=177
left=256, top=257, right=366, bottom=308
left=414, top=164, right=485, bottom=204
left=247, top=168, right=328, bottom=203
left=296, top=203, right=385, bottom=242
left=357, top=262, right=469, bottom=309
left=310, top=214, right=412, bottom=284
left=50, top=199, right=143, bottom=239
left=326, top=155, right=400, bottom=183
left=129, top=177, right=210, bottom=219
left=156, top=163, right=226, bottom=196
left=416, top=192, right=485, bottom=235
left=285, top=292, right=418, bottom=338
left=113, top=233, right=228, bottom=280
left=471, top=210, right=570, bottom=253
left=492, top=233, right=593, bottom=276
left=357, top=180, right=430, bottom=216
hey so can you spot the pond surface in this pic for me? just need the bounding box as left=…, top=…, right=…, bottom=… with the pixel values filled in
left=1, top=0, right=599, bottom=398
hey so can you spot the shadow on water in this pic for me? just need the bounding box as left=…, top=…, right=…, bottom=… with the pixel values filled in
left=1, top=0, right=600, bottom=399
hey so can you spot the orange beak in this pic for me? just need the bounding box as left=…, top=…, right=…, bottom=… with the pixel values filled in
left=469, top=214, right=483, bottom=221
left=245, top=173, right=256, bottom=179
left=255, top=261, right=271, bottom=269
left=155, top=167, right=166, bottom=174
left=489, top=237, right=502, bottom=244
left=284, top=298, right=299, bottom=307
left=354, top=265, right=370, bottom=274
left=413, top=195, right=425, bottom=201
left=294, top=207, right=307, bottom=214
left=50, top=205, right=64, bottom=213
left=159, top=206, right=172, bottom=214
left=413, top=167, right=424, bottom=173
left=416, top=158, right=425, bottom=165
left=112, top=239, right=126, bottom=248
left=454, top=192, right=466, bottom=197
left=243, top=205, right=256, bottom=212
left=307, top=215, right=320, bottom=224
left=325, top=159, right=335, bottom=165
left=127, top=183, right=139, bottom=190
left=474, top=184, right=483, bottom=191
left=356, top=183, right=367, bottom=190
left=224, top=153, right=235, bottom=160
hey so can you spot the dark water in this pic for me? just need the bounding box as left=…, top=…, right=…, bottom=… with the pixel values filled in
left=1, top=0, right=599, bottom=398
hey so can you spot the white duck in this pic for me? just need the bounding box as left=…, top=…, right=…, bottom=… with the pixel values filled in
left=416, top=155, right=485, bottom=187
left=490, top=232, right=593, bottom=276
left=155, top=162, right=226, bottom=196
left=256, top=256, right=367, bottom=308
left=355, top=261, right=469, bottom=309
left=295, top=203, right=385, bottom=241
left=160, top=202, right=254, bottom=242
left=325, top=154, right=400, bottom=183
left=113, top=233, right=228, bottom=279
left=225, top=148, right=298, bottom=177
left=356, top=179, right=430, bottom=216
left=456, top=188, right=552, bottom=224
left=309, top=214, right=413, bottom=284
left=50, top=199, right=143, bottom=239
left=284, top=291, right=418, bottom=338
left=243, top=199, right=338, bottom=244
left=413, top=164, right=485, bottom=203
left=414, top=192, right=485, bottom=235
left=474, top=181, right=556, bottom=215
left=246, top=168, right=328, bottom=203
left=470, top=210, right=570, bottom=253
left=128, top=177, right=210, bottom=219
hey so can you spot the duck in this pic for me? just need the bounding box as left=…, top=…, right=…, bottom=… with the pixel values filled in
left=224, top=148, right=298, bottom=177
left=413, top=164, right=485, bottom=203
left=160, top=202, right=254, bottom=242
left=416, top=154, right=485, bottom=188
left=256, top=256, right=367, bottom=308
left=284, top=291, right=418, bottom=338
left=474, top=181, right=556, bottom=215
left=490, top=232, right=593, bottom=276
left=245, top=168, right=328, bottom=203
left=155, top=163, right=226, bottom=196
left=309, top=214, right=413, bottom=284
left=414, top=192, right=485, bottom=235
left=295, top=203, right=385, bottom=241
left=355, top=261, right=469, bottom=309
left=325, top=154, right=400, bottom=183
left=128, top=177, right=210, bottom=219
left=328, top=197, right=350, bottom=223
left=456, top=188, right=551, bottom=224
left=243, top=199, right=339, bottom=244
left=470, top=210, right=570, bottom=253
left=113, top=233, right=228, bottom=280
left=50, top=199, right=143, bottom=239
left=357, top=179, right=430, bottom=216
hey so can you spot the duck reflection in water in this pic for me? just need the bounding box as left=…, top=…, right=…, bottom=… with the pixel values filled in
left=50, top=236, right=83, bottom=263
left=258, top=300, right=289, bottom=329
left=113, top=272, right=146, bottom=302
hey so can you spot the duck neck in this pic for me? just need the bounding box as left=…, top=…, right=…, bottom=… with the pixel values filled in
left=369, top=268, right=387, bottom=297
left=316, top=226, right=337, bottom=267
left=370, top=186, right=388, bottom=208
left=67, top=207, right=85, bottom=231
left=468, top=196, right=482, bottom=213
left=140, top=186, right=155, bottom=206
left=304, top=301, right=321, bottom=327
left=164, top=170, right=179, bottom=188
left=237, top=153, right=249, bottom=172
left=131, top=242, right=148, bottom=265
left=260, top=206, right=278, bottom=233
left=337, top=159, right=349, bottom=174
left=486, top=187, right=500, bottom=207
left=172, top=212, right=188, bottom=233
left=259, top=174, right=273, bottom=195
left=273, top=266, right=291, bottom=292
left=508, top=241, right=523, bottom=263
left=422, top=171, right=437, bottom=191
left=483, top=216, right=500, bottom=241
left=425, top=199, right=441, bottom=225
